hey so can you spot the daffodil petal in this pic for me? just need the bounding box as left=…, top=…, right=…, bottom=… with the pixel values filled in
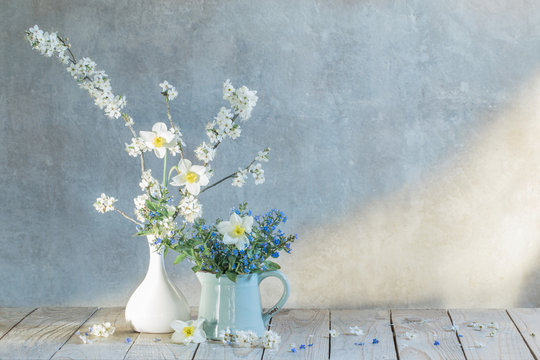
left=199, top=174, right=209, bottom=186
left=154, top=147, right=166, bottom=159
left=230, top=213, right=242, bottom=226
left=178, top=159, right=192, bottom=173
left=171, top=320, right=187, bottom=331
left=243, top=216, right=254, bottom=232
left=171, top=331, right=187, bottom=344
left=152, top=122, right=168, bottom=134
left=186, top=182, right=200, bottom=195
left=222, top=234, right=237, bottom=245
left=139, top=131, right=155, bottom=143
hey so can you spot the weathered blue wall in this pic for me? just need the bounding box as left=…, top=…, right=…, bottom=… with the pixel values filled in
left=3, top=0, right=540, bottom=308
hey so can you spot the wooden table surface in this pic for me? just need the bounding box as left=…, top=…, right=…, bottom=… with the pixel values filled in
left=1, top=307, right=540, bottom=359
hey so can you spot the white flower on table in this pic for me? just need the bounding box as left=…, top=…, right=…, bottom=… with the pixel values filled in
left=139, top=122, right=176, bottom=159
left=235, top=330, right=259, bottom=347
left=262, top=330, right=281, bottom=349
left=349, top=326, right=364, bottom=336
left=93, top=193, right=117, bottom=213
left=217, top=213, right=254, bottom=251
left=329, top=329, right=339, bottom=337
left=170, top=319, right=206, bottom=345
left=170, top=159, right=209, bottom=196
left=89, top=322, right=116, bottom=337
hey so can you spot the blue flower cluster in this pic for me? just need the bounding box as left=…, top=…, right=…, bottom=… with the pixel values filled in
left=163, top=203, right=296, bottom=281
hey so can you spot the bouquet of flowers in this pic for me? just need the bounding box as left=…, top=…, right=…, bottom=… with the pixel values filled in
left=24, top=25, right=296, bottom=278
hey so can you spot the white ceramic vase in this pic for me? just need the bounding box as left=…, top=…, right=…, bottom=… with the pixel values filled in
left=125, top=235, right=190, bottom=333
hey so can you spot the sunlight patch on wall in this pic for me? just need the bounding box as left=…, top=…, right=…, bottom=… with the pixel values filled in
left=275, top=73, right=540, bottom=309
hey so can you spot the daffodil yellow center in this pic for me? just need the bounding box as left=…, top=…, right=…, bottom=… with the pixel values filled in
left=233, top=225, right=245, bottom=237
left=153, top=136, right=165, bottom=148
left=183, top=326, right=194, bottom=337
left=184, top=172, right=198, bottom=184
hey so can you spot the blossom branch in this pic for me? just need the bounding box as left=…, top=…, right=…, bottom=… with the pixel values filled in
left=165, top=97, right=184, bottom=159
left=115, top=209, right=142, bottom=225
left=200, top=159, right=256, bottom=194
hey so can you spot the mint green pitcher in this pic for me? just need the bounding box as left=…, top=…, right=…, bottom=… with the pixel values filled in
left=196, top=271, right=290, bottom=340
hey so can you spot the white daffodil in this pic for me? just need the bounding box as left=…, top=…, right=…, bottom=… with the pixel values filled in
left=217, top=213, right=254, bottom=250
left=139, top=122, right=176, bottom=159
left=170, top=159, right=209, bottom=195
left=170, top=319, right=206, bottom=345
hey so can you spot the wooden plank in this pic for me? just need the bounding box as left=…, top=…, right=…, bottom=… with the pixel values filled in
left=195, top=339, right=264, bottom=360
left=330, top=310, right=396, bottom=360
left=263, top=309, right=329, bottom=360
left=507, top=308, right=540, bottom=359
left=0, top=307, right=96, bottom=360
left=51, top=307, right=139, bottom=360
left=124, top=307, right=199, bottom=360
left=124, top=332, right=198, bottom=360
left=0, top=308, right=36, bottom=339
left=449, top=309, right=534, bottom=360
left=392, top=309, right=465, bottom=360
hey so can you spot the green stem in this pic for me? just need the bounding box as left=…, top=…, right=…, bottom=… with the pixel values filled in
left=162, top=152, right=168, bottom=187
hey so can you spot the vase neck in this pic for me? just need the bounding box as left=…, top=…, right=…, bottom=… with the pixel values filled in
left=146, top=236, right=165, bottom=277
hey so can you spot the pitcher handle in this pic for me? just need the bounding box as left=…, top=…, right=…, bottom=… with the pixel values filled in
left=259, top=270, right=290, bottom=326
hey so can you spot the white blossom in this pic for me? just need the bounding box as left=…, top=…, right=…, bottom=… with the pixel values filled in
left=349, top=326, right=364, bottom=336
left=223, top=79, right=235, bottom=100
left=89, top=322, right=116, bottom=337
left=25, top=25, right=69, bottom=63
left=139, top=170, right=160, bottom=198
left=249, top=163, right=265, bottom=185
left=194, top=142, right=216, bottom=163
left=178, top=195, right=202, bottom=223
left=235, top=330, right=259, bottom=347
left=93, top=193, right=117, bottom=213
left=160, top=80, right=178, bottom=101
left=134, top=194, right=148, bottom=211
left=125, top=137, right=148, bottom=157
left=255, top=148, right=271, bottom=162
left=26, top=25, right=127, bottom=120
left=219, top=327, right=234, bottom=344
left=232, top=168, right=248, bottom=187
left=329, top=329, right=339, bottom=338
left=124, top=116, right=134, bottom=127
left=262, top=330, right=281, bottom=349
left=223, top=80, right=258, bottom=121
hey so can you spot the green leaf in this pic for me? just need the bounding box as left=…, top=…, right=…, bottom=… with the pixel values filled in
left=146, top=200, right=158, bottom=211
left=266, top=261, right=281, bottom=270
left=191, top=265, right=201, bottom=272
left=173, top=253, right=187, bottom=265
left=226, top=271, right=237, bottom=283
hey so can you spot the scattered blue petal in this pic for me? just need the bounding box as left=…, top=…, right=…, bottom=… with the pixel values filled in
left=291, top=347, right=297, bottom=353
left=126, top=337, right=132, bottom=344
left=434, top=340, right=440, bottom=346
left=354, top=342, right=365, bottom=346
left=299, top=344, right=306, bottom=349
left=458, top=334, right=463, bottom=337
left=372, top=338, right=379, bottom=344
left=154, top=338, right=161, bottom=342
left=308, top=343, right=314, bottom=347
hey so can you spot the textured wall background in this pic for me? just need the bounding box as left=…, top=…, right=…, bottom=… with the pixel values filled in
left=3, top=0, right=540, bottom=308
